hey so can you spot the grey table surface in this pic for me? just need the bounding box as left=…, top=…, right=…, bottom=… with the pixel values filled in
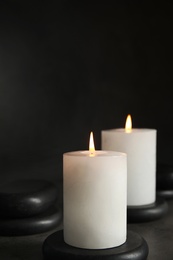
left=0, top=158, right=172, bottom=260
left=128, top=199, right=173, bottom=260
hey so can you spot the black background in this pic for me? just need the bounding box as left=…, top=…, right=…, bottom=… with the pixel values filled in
left=0, top=1, right=173, bottom=178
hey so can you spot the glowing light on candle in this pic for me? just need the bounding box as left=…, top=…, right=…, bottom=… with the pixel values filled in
left=89, top=132, right=95, bottom=156
left=125, top=114, right=132, bottom=133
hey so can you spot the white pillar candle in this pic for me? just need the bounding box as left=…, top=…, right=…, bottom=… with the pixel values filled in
left=101, top=115, right=157, bottom=206
left=63, top=133, right=127, bottom=249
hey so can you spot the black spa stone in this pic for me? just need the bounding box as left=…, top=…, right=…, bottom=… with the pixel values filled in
left=127, top=197, right=168, bottom=223
left=0, top=179, right=58, bottom=218
left=0, top=206, right=62, bottom=236
left=42, top=230, right=149, bottom=260
left=157, top=163, right=173, bottom=189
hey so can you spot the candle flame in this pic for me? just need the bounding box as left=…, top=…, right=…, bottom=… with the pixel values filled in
left=125, top=114, right=132, bottom=133
left=89, top=132, right=95, bottom=156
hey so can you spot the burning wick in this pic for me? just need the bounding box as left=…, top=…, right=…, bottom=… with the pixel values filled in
left=89, top=132, right=95, bottom=156
left=125, top=114, right=132, bottom=133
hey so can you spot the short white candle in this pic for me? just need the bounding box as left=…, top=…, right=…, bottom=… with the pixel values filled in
left=101, top=115, right=157, bottom=206
left=63, top=132, right=127, bottom=249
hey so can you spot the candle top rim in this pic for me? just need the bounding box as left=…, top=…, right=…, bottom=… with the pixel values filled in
left=102, top=128, right=156, bottom=133
left=63, top=150, right=126, bottom=157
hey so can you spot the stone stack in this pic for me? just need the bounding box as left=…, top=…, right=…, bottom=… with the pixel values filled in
left=0, top=179, right=62, bottom=235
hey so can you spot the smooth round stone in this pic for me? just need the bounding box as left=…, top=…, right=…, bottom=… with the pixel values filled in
left=0, top=179, right=58, bottom=218
left=127, top=197, right=168, bottom=223
left=0, top=206, right=62, bottom=236
left=157, top=163, right=173, bottom=189
left=157, top=190, right=173, bottom=200
left=42, top=230, right=149, bottom=260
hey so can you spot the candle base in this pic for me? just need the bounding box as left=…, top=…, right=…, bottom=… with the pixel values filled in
left=127, top=197, right=168, bottom=223
left=156, top=163, right=173, bottom=199
left=0, top=206, right=62, bottom=236
left=42, top=230, right=149, bottom=260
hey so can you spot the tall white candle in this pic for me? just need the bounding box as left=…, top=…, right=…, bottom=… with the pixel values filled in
left=63, top=133, right=127, bottom=249
left=101, top=115, right=157, bottom=206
